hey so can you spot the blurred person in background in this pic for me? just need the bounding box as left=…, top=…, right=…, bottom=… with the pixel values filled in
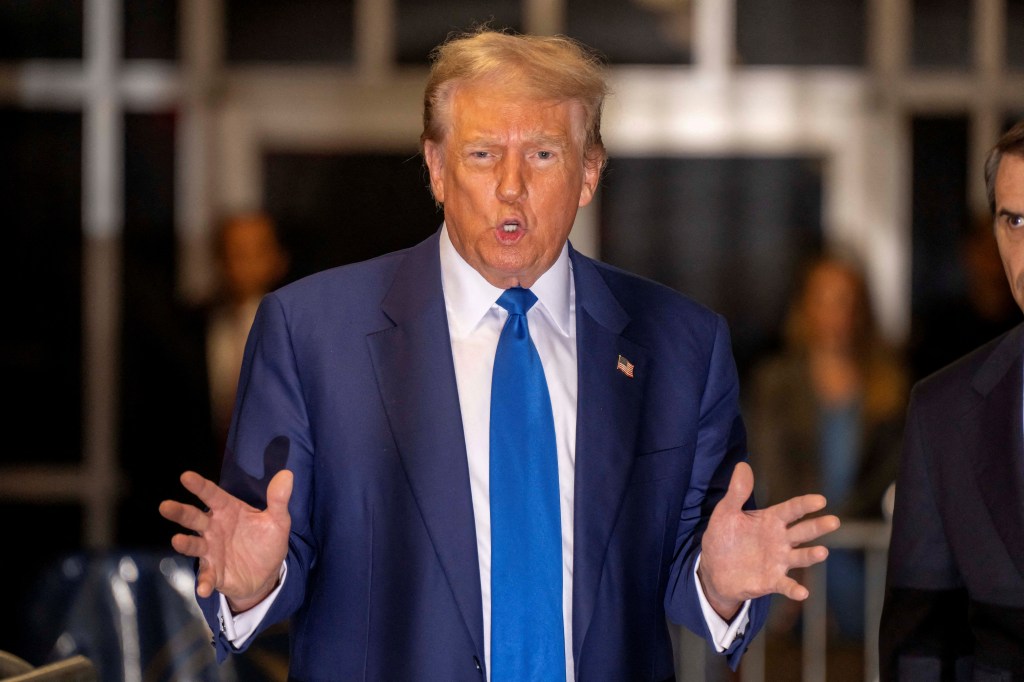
left=205, top=211, right=290, bottom=451
left=749, top=252, right=908, bottom=642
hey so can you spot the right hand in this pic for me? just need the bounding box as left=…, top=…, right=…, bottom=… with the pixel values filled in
left=159, top=469, right=293, bottom=612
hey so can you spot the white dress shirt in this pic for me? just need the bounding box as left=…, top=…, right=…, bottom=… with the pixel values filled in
left=440, top=226, right=579, bottom=680
left=220, top=226, right=749, bottom=678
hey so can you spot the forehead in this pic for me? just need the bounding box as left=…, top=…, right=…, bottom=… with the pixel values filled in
left=996, top=153, right=1024, bottom=203
left=446, top=81, right=585, bottom=141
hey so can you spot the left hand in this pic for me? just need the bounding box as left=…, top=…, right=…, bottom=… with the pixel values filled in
left=697, top=461, right=840, bottom=620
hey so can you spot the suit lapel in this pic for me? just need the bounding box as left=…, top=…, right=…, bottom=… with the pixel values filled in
left=366, top=232, right=485, bottom=659
left=966, top=324, right=1024, bottom=578
left=569, top=250, right=649, bottom=665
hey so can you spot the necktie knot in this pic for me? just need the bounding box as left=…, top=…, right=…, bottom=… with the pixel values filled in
left=497, top=287, right=537, bottom=317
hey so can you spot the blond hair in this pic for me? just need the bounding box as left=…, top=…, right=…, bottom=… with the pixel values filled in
left=421, top=29, right=609, bottom=170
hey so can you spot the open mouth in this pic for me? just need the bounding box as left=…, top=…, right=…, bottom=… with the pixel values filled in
left=495, top=219, right=525, bottom=244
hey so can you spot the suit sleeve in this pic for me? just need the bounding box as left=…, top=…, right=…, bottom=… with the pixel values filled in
left=878, top=388, right=971, bottom=680
left=197, top=293, right=319, bottom=662
left=663, top=315, right=770, bottom=670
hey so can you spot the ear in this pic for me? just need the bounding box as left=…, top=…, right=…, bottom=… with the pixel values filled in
left=578, top=155, right=601, bottom=208
left=423, top=140, right=446, bottom=204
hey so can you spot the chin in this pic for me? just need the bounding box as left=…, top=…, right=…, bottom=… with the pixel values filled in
left=483, top=255, right=532, bottom=278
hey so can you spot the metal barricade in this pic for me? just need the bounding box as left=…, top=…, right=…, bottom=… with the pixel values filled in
left=675, top=520, right=892, bottom=682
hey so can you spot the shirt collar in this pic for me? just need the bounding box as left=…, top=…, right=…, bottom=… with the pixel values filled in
left=439, top=224, right=572, bottom=337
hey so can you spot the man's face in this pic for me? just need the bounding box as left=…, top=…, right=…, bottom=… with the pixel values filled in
left=993, top=153, right=1024, bottom=313
left=423, top=81, right=600, bottom=289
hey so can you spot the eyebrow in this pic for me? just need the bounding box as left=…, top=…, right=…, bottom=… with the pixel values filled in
left=997, top=208, right=1023, bottom=219
left=461, top=134, right=571, bottom=149
left=531, top=134, right=571, bottom=149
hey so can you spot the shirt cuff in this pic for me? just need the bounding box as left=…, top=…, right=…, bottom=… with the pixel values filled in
left=217, top=561, right=288, bottom=647
left=693, top=553, right=751, bottom=652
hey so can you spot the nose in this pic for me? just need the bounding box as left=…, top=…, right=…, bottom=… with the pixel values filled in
left=496, top=155, right=527, bottom=203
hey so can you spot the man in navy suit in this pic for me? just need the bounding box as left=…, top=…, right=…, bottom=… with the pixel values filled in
left=160, top=30, right=839, bottom=681
left=880, top=120, right=1024, bottom=680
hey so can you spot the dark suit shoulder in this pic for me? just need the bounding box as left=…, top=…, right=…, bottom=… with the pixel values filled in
left=272, top=246, right=413, bottom=306
left=912, top=323, right=1023, bottom=408
left=250, top=242, right=431, bottom=349
left=581, top=254, right=722, bottom=333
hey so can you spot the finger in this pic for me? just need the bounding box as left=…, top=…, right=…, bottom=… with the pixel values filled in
left=787, top=544, right=829, bottom=570
left=771, top=493, right=828, bottom=525
left=718, top=461, right=754, bottom=513
left=170, top=532, right=207, bottom=558
left=196, top=563, right=216, bottom=599
left=267, top=470, right=294, bottom=513
left=180, top=471, right=236, bottom=512
left=158, top=500, right=208, bottom=533
left=776, top=575, right=810, bottom=602
left=158, top=499, right=188, bottom=524
left=787, top=514, right=840, bottom=545
left=265, top=470, right=294, bottom=538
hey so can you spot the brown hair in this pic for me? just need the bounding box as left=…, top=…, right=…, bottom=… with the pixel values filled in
left=784, top=251, right=875, bottom=354
left=984, top=119, right=1024, bottom=214
left=421, top=28, right=609, bottom=171
left=785, top=251, right=908, bottom=421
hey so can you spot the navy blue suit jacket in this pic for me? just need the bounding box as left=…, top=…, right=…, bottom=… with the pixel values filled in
left=199, top=231, right=768, bottom=681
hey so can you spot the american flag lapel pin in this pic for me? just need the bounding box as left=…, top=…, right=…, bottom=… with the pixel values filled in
left=616, top=354, right=635, bottom=378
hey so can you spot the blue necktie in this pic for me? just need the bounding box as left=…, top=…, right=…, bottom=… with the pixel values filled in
left=490, top=287, right=565, bottom=681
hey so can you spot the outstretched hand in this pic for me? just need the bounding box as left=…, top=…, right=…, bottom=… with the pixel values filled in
left=158, top=469, right=293, bottom=612
left=697, top=462, right=840, bottom=620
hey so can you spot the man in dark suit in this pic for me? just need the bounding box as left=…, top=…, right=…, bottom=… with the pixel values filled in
left=880, top=120, right=1024, bottom=680
left=160, top=30, right=838, bottom=681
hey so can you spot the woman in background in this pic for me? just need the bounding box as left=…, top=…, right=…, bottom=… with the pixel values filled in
left=749, top=252, right=908, bottom=641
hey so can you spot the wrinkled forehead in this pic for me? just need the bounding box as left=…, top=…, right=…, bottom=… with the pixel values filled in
left=442, top=79, right=587, bottom=143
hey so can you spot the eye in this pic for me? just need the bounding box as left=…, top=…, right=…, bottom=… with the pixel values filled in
left=998, top=211, right=1024, bottom=230
left=536, top=150, right=553, bottom=160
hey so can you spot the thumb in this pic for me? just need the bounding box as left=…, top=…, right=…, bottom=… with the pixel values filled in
left=720, top=461, right=754, bottom=511
left=266, top=469, right=294, bottom=521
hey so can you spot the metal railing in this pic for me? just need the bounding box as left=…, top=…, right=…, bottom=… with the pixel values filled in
left=675, top=520, right=892, bottom=682
left=797, top=521, right=891, bottom=682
